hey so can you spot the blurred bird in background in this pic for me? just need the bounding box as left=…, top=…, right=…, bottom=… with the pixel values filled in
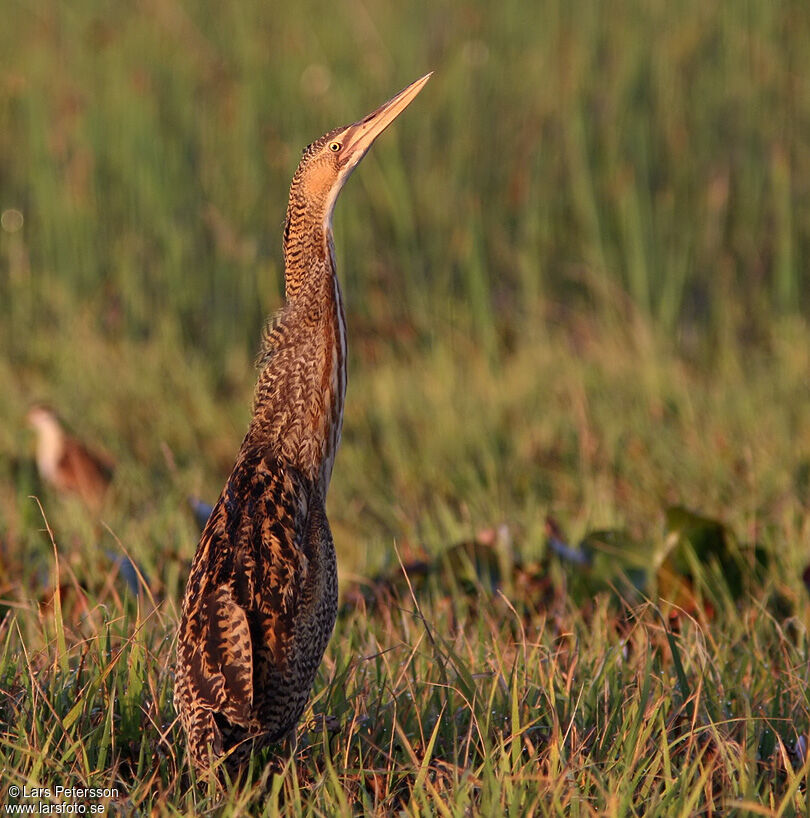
left=26, top=404, right=114, bottom=511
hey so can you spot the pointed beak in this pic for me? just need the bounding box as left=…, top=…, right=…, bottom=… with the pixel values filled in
left=340, top=72, right=432, bottom=168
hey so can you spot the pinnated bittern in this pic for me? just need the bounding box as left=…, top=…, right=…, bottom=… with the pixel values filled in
left=175, top=73, right=431, bottom=776
left=26, top=404, right=114, bottom=511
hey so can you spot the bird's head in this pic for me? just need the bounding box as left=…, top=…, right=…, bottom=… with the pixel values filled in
left=26, top=404, right=61, bottom=435
left=289, top=72, right=431, bottom=234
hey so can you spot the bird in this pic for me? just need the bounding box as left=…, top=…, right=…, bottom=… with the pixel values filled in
left=174, top=73, right=431, bottom=777
left=26, top=404, right=114, bottom=511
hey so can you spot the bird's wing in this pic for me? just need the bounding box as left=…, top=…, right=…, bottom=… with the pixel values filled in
left=183, top=582, right=254, bottom=726
left=179, top=450, right=310, bottom=726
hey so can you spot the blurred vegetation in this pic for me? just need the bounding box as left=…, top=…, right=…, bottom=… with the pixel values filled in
left=1, top=0, right=810, bottom=814
left=2, top=0, right=809, bottom=364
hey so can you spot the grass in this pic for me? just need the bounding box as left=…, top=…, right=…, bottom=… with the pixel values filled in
left=1, top=313, right=809, bottom=815
left=1, top=0, right=810, bottom=814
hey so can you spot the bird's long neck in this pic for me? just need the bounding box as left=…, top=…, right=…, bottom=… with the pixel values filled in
left=282, top=182, right=331, bottom=300
left=34, top=418, right=65, bottom=483
left=248, top=186, right=347, bottom=497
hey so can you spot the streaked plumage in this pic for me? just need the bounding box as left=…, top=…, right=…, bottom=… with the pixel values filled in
left=26, top=404, right=113, bottom=511
left=175, top=74, right=431, bottom=777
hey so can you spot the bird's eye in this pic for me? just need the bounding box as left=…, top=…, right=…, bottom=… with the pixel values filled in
left=329, top=141, right=341, bottom=152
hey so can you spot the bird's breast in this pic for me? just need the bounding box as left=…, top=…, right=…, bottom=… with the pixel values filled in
left=35, top=429, right=65, bottom=485
left=314, top=277, right=347, bottom=495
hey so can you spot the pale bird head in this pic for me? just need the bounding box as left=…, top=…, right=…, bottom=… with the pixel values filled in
left=291, top=73, right=431, bottom=231
left=26, top=404, right=63, bottom=436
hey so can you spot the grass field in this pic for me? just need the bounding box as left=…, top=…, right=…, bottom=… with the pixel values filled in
left=2, top=0, right=810, bottom=814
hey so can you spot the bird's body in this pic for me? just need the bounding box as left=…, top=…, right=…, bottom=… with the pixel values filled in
left=26, top=405, right=113, bottom=511
left=175, top=74, right=430, bottom=776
